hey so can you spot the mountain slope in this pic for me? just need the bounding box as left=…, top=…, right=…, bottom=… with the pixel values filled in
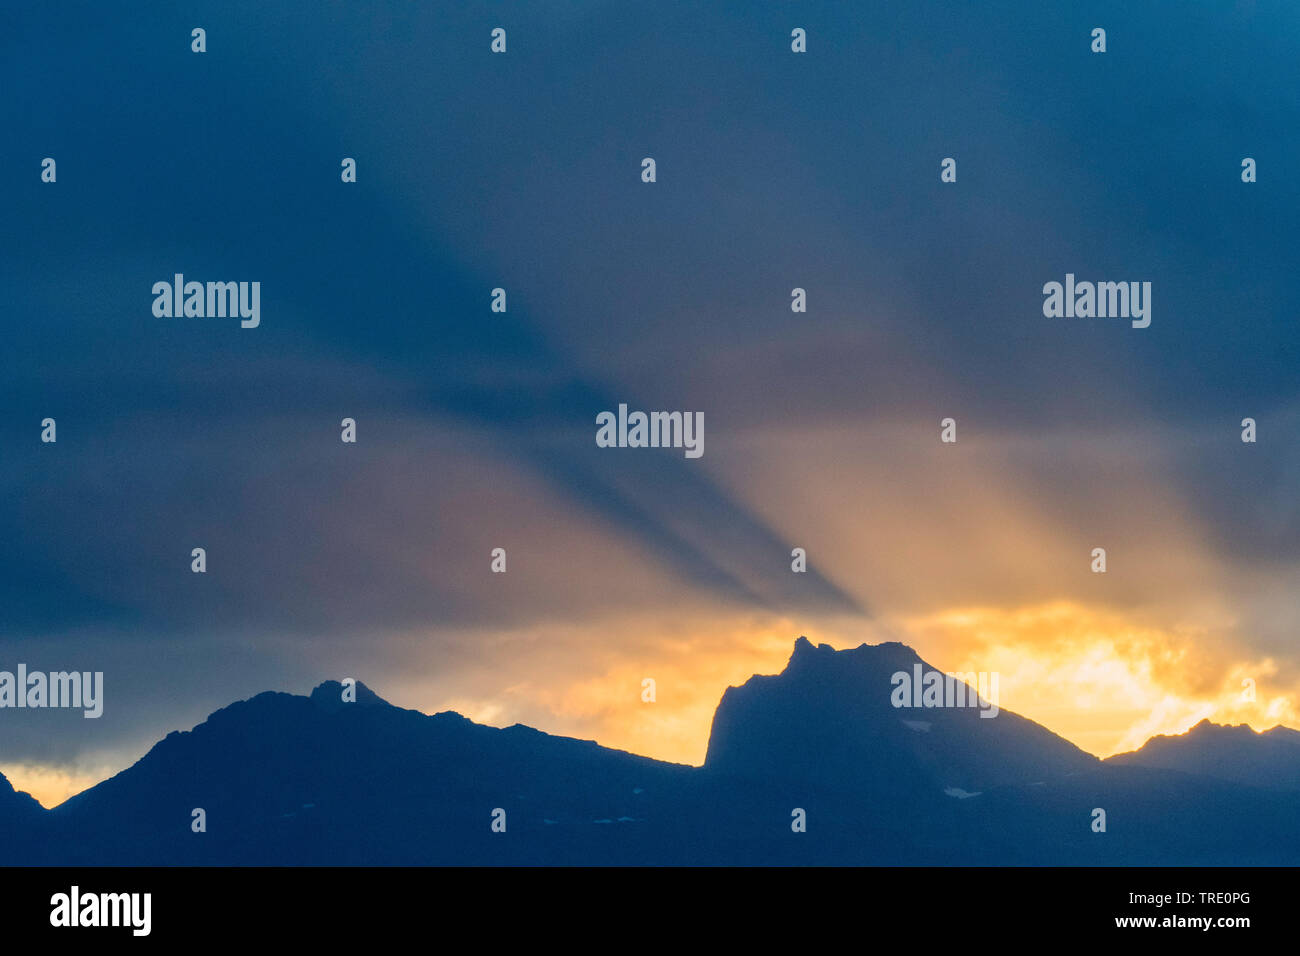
left=0, top=771, right=42, bottom=816
left=45, top=680, right=699, bottom=865
left=1105, top=719, right=1300, bottom=790
left=705, top=637, right=1098, bottom=798
left=0, top=771, right=46, bottom=865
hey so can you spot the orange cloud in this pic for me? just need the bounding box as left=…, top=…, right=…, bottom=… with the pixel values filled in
left=0, top=762, right=118, bottom=810
left=898, top=601, right=1300, bottom=757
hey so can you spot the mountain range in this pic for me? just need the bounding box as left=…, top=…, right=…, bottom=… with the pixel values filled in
left=1105, top=718, right=1300, bottom=790
left=3, top=637, right=1298, bottom=865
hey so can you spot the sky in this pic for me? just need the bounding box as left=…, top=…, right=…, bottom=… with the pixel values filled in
left=2, top=0, right=1298, bottom=808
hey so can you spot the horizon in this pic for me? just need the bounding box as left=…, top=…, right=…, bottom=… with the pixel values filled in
left=7, top=631, right=1296, bottom=810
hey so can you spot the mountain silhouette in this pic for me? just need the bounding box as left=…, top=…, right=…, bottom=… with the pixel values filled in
left=0, top=771, right=43, bottom=866
left=6, top=640, right=1300, bottom=865
left=0, top=770, right=42, bottom=823
left=36, top=681, right=699, bottom=865
left=706, top=637, right=1097, bottom=798
left=0, top=771, right=40, bottom=812
left=1105, top=719, right=1300, bottom=791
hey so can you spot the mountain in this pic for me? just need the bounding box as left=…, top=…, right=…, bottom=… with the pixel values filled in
left=0, top=770, right=39, bottom=807
left=1105, top=719, right=1300, bottom=790
left=0, top=771, right=45, bottom=864
left=42, top=680, right=700, bottom=865
left=701, top=639, right=1300, bottom=865
left=706, top=637, right=1098, bottom=799
left=6, top=640, right=1300, bottom=865
left=0, top=771, right=43, bottom=820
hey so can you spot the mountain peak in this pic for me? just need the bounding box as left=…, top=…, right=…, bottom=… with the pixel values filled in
left=1185, top=719, right=1255, bottom=738
left=1263, top=725, right=1300, bottom=740
left=706, top=636, right=1096, bottom=795
left=788, top=635, right=922, bottom=661
left=785, top=636, right=922, bottom=676
left=0, top=770, right=44, bottom=817
left=309, top=679, right=389, bottom=710
left=789, top=635, right=833, bottom=662
left=1106, top=716, right=1300, bottom=790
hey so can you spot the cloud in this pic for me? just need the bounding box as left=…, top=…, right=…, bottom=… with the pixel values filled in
left=900, top=601, right=1300, bottom=757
